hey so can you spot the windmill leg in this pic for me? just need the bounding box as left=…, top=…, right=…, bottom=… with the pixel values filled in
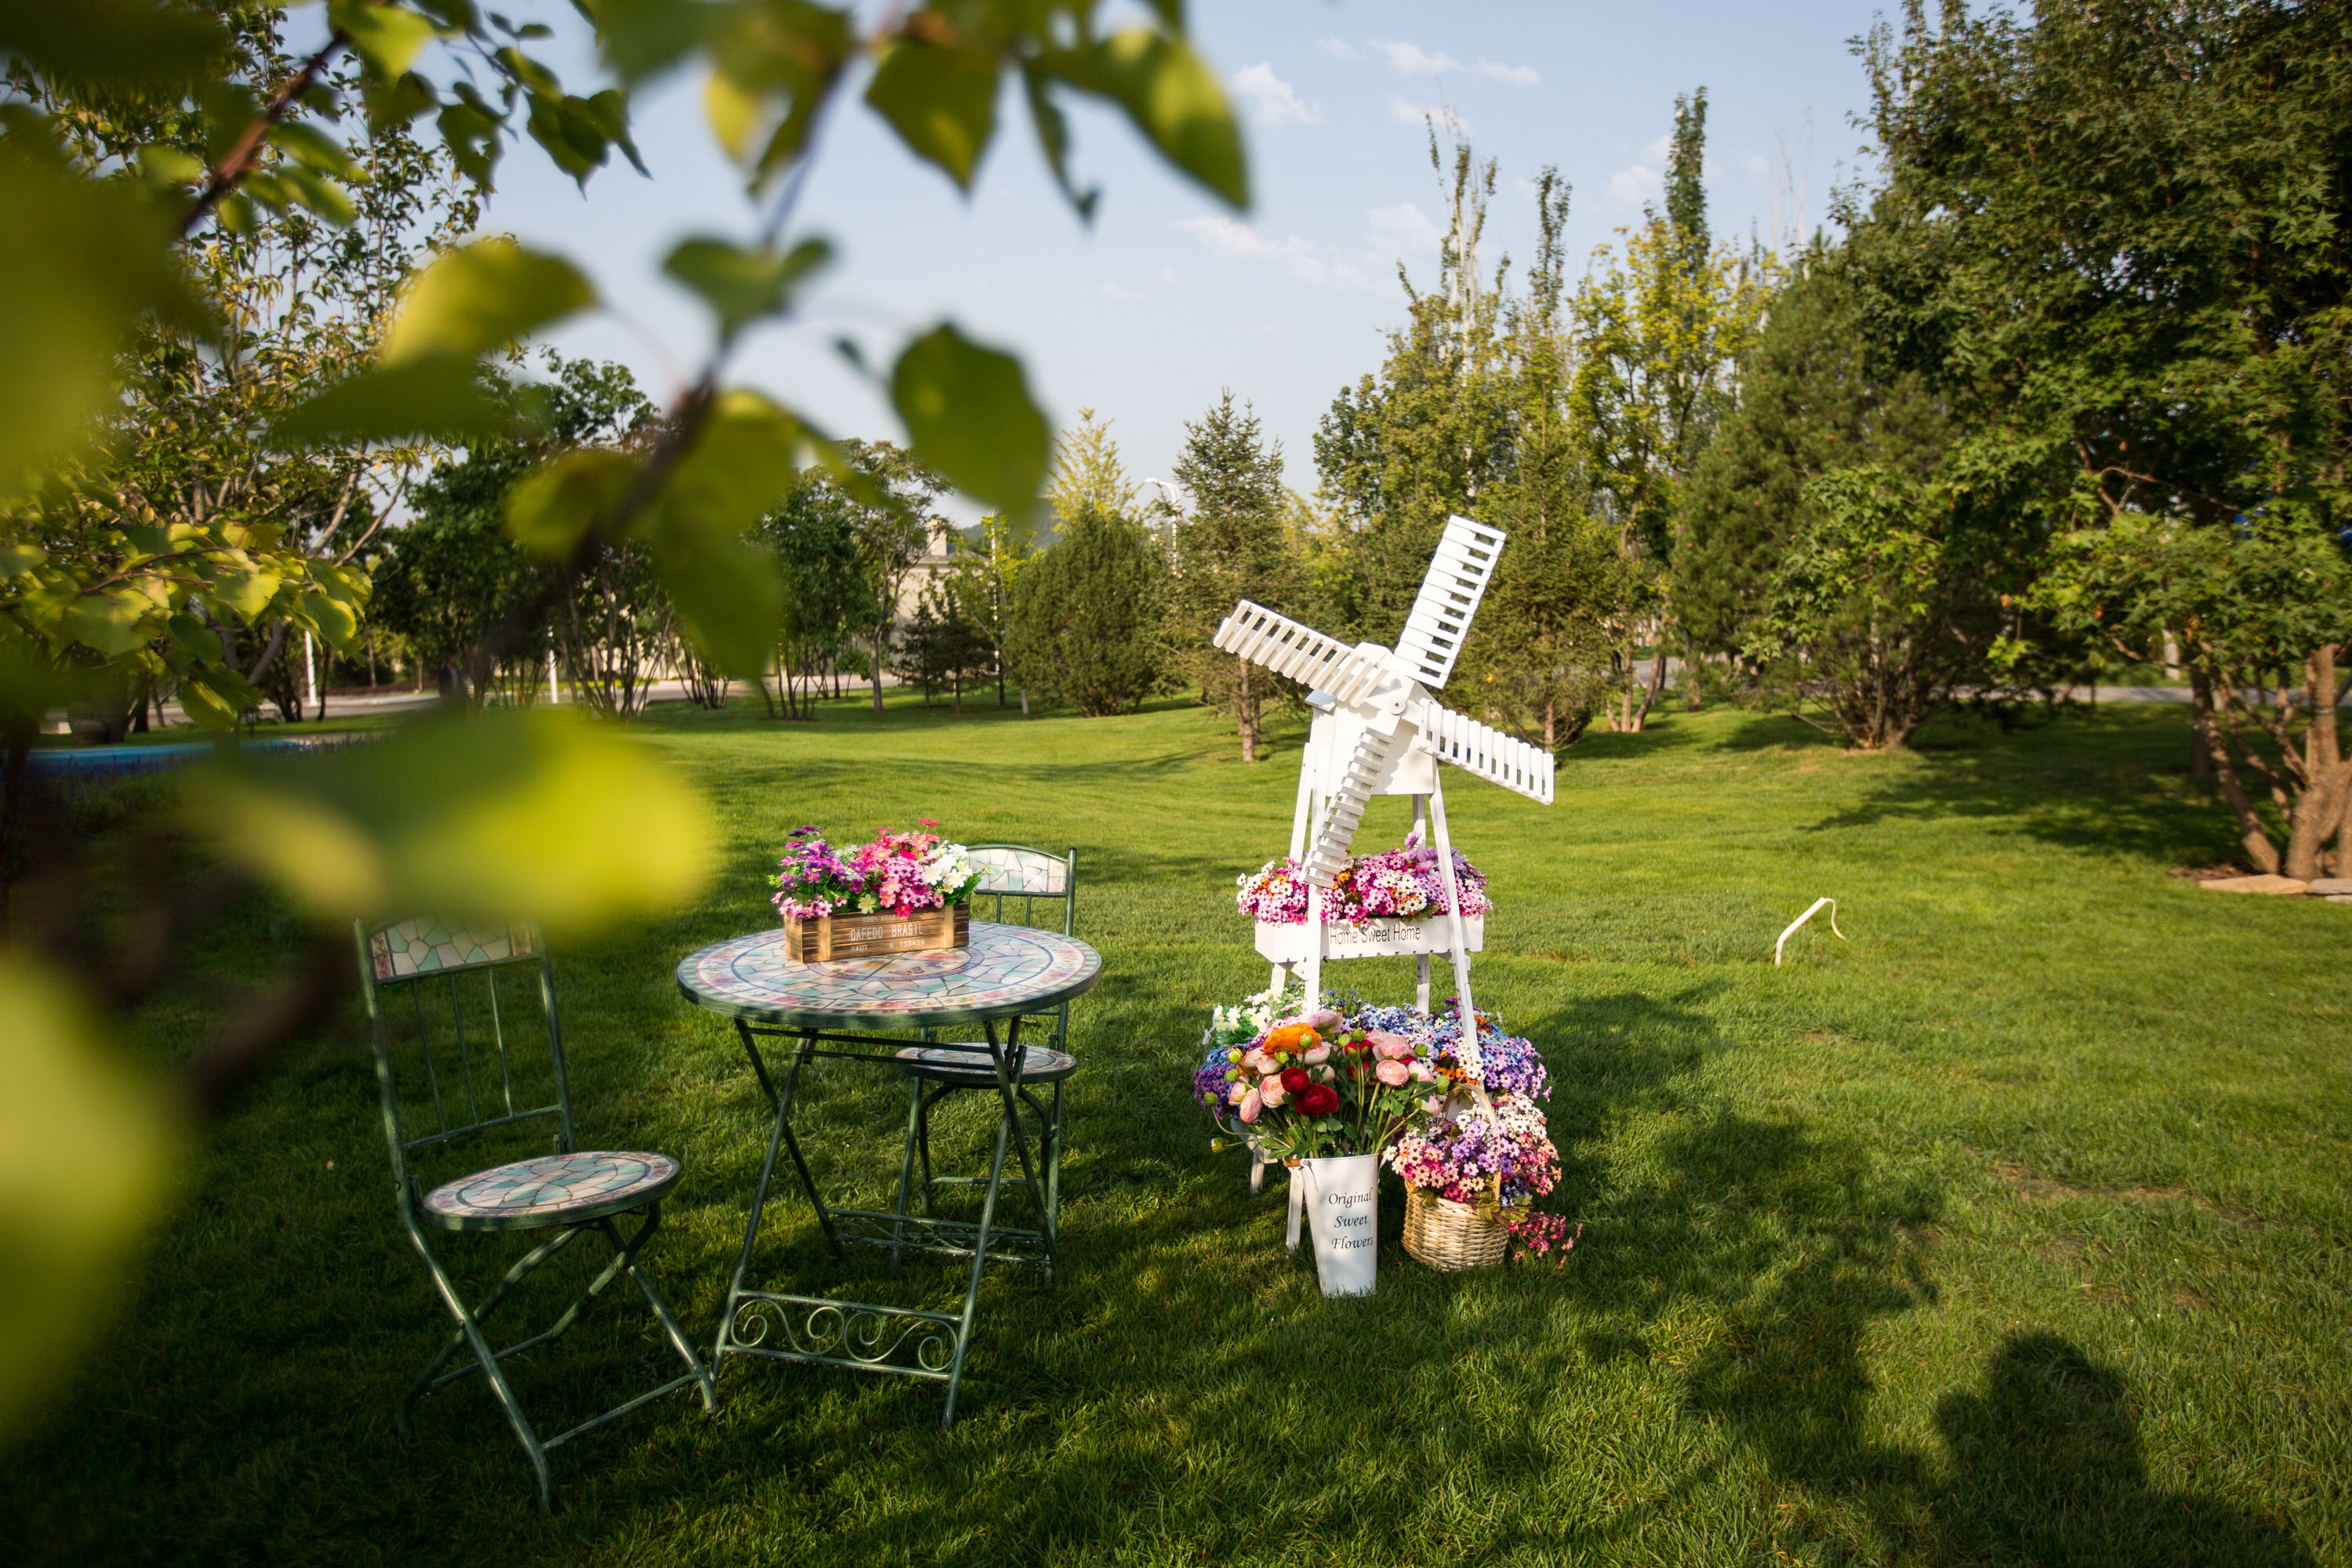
left=1304, top=882, right=1324, bottom=1008
left=1414, top=795, right=1432, bottom=1011
left=1426, top=777, right=1479, bottom=1058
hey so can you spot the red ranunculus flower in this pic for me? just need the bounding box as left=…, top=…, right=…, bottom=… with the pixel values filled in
left=1295, top=1082, right=1339, bottom=1116
left=1280, top=1067, right=1309, bottom=1094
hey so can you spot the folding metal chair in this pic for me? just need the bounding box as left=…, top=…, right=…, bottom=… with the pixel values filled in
left=353, top=918, right=716, bottom=1508
left=891, top=846, right=1078, bottom=1281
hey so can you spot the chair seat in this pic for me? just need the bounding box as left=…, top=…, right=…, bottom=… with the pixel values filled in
left=421, top=1150, right=681, bottom=1232
left=895, top=1044, right=1076, bottom=1086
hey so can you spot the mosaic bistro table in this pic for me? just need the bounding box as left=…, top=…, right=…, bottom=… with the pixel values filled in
left=675, top=920, right=1102, bottom=1424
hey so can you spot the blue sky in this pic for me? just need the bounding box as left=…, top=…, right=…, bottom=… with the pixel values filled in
left=491, top=2, right=1889, bottom=515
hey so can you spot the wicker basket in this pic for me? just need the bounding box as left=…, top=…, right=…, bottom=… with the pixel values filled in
left=1401, top=1185, right=1509, bottom=1272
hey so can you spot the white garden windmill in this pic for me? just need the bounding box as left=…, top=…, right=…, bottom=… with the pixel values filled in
left=1214, top=514, right=1555, bottom=1051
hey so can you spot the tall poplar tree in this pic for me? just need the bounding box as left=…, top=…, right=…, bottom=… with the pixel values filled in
left=1571, top=88, right=1773, bottom=731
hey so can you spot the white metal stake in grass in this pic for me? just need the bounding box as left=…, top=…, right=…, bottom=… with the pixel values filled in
left=1212, top=514, right=1557, bottom=1080
left=1774, top=898, right=1847, bottom=965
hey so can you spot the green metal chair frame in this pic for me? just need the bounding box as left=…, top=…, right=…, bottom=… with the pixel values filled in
left=891, top=846, right=1079, bottom=1279
left=354, top=918, right=716, bottom=1509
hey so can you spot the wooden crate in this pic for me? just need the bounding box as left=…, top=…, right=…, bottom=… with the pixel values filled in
left=783, top=902, right=970, bottom=963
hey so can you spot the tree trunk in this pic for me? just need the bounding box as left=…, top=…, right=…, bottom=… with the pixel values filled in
left=2205, top=716, right=2283, bottom=873
left=872, top=627, right=887, bottom=713
left=1636, top=644, right=1667, bottom=729
left=2188, top=664, right=2216, bottom=779
left=2282, top=645, right=2347, bottom=882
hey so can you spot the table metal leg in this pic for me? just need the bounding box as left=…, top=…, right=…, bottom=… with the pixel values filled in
left=717, top=1029, right=838, bottom=1368
left=713, top=1014, right=1065, bottom=1423
left=940, top=1093, right=1011, bottom=1427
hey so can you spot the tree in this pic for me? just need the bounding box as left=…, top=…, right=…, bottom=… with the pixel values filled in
left=1570, top=89, right=1775, bottom=731
left=840, top=441, right=943, bottom=714
left=1009, top=511, right=1169, bottom=717
left=1459, top=171, right=1630, bottom=752
left=942, top=513, right=1032, bottom=708
left=757, top=471, right=872, bottom=720
left=2037, top=518, right=2352, bottom=877
left=1171, top=391, right=1295, bottom=760
left=0, top=0, right=1252, bottom=1439
left=1678, top=253, right=1951, bottom=659
left=1046, top=408, right=1140, bottom=532
left=1855, top=0, right=2352, bottom=869
left=1314, top=129, right=1517, bottom=646
left=1313, top=131, right=1632, bottom=754
left=1743, top=466, right=1991, bottom=750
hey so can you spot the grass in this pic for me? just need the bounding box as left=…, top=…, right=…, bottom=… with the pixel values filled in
left=7, top=693, right=2350, bottom=1566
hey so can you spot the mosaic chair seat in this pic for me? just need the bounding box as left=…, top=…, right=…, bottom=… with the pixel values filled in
left=356, top=918, right=716, bottom=1509
left=891, top=846, right=1080, bottom=1279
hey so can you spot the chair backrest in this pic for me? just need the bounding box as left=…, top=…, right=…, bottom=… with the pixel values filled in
left=965, top=844, right=1077, bottom=935
left=352, top=917, right=575, bottom=1211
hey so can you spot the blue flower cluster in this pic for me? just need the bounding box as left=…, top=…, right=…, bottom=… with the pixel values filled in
left=1343, top=1003, right=1550, bottom=1102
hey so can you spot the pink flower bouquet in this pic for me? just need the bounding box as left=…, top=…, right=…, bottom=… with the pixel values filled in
left=771, top=822, right=982, bottom=920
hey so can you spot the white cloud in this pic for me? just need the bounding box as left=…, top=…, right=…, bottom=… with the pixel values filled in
left=1373, top=39, right=1463, bottom=75
left=1608, top=163, right=1662, bottom=206
left=1160, top=266, right=1181, bottom=285
left=1476, top=60, right=1541, bottom=87
left=1100, top=282, right=1149, bottom=303
left=1391, top=98, right=1471, bottom=133
left=1367, top=201, right=1442, bottom=255
left=1229, top=62, right=1319, bottom=126
left=1317, top=35, right=1359, bottom=61
left=1176, top=216, right=1373, bottom=291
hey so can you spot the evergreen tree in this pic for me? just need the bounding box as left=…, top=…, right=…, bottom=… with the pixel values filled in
left=1008, top=510, right=1168, bottom=716
left=1046, top=409, right=1140, bottom=533
left=1171, top=390, right=1296, bottom=760
left=1676, top=252, right=1952, bottom=662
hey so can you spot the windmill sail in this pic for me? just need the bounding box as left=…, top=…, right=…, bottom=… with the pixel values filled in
left=1304, top=727, right=1396, bottom=885
left=1392, top=516, right=1506, bottom=691
left=1420, top=702, right=1555, bottom=804
left=1212, top=601, right=1392, bottom=707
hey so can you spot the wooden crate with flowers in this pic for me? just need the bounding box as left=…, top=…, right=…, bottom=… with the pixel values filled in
left=1185, top=517, right=1584, bottom=1286
left=772, top=823, right=982, bottom=962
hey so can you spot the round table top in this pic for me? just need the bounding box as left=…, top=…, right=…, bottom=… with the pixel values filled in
left=676, top=920, right=1102, bottom=1030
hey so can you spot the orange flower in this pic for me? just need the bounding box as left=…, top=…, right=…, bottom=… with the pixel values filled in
left=1261, top=1022, right=1321, bottom=1055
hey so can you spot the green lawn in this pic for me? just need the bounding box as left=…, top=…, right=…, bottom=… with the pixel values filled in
left=9, top=695, right=2349, bottom=1566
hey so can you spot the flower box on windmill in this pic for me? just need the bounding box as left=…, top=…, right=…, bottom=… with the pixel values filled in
left=1210, top=514, right=1557, bottom=1074
left=1253, top=914, right=1485, bottom=964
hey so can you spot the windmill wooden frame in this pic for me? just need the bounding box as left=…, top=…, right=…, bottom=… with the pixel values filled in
left=1214, top=514, right=1556, bottom=1060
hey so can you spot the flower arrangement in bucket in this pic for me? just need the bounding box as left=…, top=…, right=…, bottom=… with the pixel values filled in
left=771, top=822, right=983, bottom=962
left=1359, top=1004, right=1568, bottom=1272
left=1193, top=993, right=1579, bottom=1277
left=1191, top=1004, right=1438, bottom=1297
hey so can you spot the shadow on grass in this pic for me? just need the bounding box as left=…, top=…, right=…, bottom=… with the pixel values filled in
left=3, top=903, right=2310, bottom=1564
left=1906, top=1333, right=2312, bottom=1565
left=1798, top=707, right=2241, bottom=869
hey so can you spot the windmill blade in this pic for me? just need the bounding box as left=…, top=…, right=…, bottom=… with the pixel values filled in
left=1212, top=601, right=1392, bottom=708
left=1392, top=516, right=1507, bottom=690
left=1303, top=725, right=1396, bottom=886
left=1420, top=701, right=1555, bottom=804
